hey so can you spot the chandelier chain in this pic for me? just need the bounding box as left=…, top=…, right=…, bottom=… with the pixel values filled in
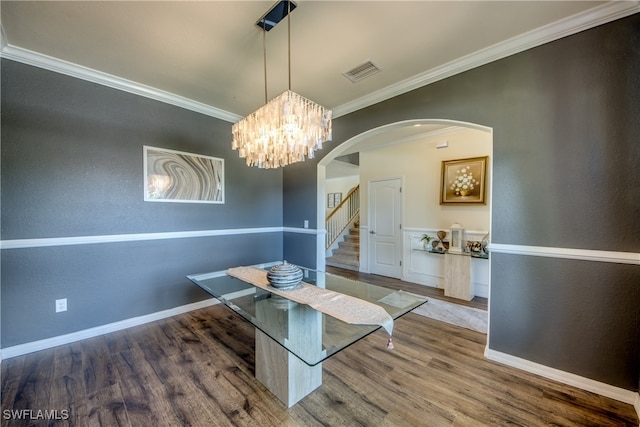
left=263, top=19, right=268, bottom=103
left=287, top=0, right=291, bottom=91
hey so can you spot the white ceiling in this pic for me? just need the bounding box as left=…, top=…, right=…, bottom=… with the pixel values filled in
left=2, top=1, right=637, bottom=122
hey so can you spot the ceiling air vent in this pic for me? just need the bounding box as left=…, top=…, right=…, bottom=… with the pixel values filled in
left=342, top=60, right=381, bottom=83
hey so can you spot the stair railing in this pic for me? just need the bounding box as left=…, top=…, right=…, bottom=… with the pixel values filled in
left=326, top=185, right=360, bottom=250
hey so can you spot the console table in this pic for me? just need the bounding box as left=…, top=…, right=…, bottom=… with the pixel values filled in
left=413, top=248, right=488, bottom=300
left=187, top=267, right=427, bottom=407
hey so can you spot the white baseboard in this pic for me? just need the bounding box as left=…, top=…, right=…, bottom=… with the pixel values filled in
left=0, top=261, right=285, bottom=361
left=1, top=298, right=220, bottom=360
left=485, top=348, right=637, bottom=405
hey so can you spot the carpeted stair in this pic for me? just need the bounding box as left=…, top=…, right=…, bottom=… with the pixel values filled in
left=326, top=221, right=360, bottom=271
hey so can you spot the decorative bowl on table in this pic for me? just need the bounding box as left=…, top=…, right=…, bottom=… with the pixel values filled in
left=266, top=261, right=303, bottom=290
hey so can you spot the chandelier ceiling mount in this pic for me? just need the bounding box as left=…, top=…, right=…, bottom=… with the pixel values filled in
left=231, top=0, right=332, bottom=169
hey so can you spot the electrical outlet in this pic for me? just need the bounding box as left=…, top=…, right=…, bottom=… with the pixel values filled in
left=304, top=220, right=309, bottom=229
left=55, top=298, right=67, bottom=313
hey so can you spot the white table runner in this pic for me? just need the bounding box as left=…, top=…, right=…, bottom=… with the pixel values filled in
left=227, top=266, right=394, bottom=337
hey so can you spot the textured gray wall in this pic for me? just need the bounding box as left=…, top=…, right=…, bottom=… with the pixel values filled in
left=490, top=253, right=639, bottom=389
left=282, top=157, right=321, bottom=267
left=1, top=60, right=282, bottom=239
left=283, top=14, right=640, bottom=390
left=1, top=60, right=283, bottom=347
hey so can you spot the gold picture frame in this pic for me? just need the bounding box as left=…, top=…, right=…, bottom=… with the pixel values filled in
left=440, top=156, right=488, bottom=205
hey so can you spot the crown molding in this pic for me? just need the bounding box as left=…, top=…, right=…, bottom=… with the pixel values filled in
left=0, top=41, right=243, bottom=123
left=331, top=1, right=640, bottom=118
left=1, top=2, right=638, bottom=121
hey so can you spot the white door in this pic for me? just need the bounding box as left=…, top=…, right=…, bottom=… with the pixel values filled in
left=369, top=178, right=403, bottom=278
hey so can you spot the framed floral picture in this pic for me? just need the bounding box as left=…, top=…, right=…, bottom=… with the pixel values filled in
left=440, top=156, right=488, bottom=204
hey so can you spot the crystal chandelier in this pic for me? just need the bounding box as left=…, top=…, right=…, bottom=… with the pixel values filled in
left=231, top=1, right=332, bottom=169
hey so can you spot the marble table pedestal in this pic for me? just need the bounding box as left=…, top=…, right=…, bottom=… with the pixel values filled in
left=255, top=301, right=323, bottom=407
left=444, top=252, right=474, bottom=301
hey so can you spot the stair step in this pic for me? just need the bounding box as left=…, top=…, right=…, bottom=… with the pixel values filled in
left=326, top=256, right=359, bottom=271
left=332, top=248, right=359, bottom=260
left=338, top=241, right=359, bottom=250
left=326, top=214, right=360, bottom=271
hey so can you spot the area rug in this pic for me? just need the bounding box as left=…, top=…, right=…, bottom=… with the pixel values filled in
left=411, top=298, right=487, bottom=334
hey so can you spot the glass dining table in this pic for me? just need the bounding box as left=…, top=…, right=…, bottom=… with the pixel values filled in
left=187, top=265, right=427, bottom=407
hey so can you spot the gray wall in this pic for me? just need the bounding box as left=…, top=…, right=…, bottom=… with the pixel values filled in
left=283, top=157, right=320, bottom=267
left=1, top=60, right=283, bottom=347
left=284, top=14, right=640, bottom=390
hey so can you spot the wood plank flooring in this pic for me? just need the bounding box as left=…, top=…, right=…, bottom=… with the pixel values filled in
left=2, top=274, right=637, bottom=426
left=325, top=266, right=488, bottom=310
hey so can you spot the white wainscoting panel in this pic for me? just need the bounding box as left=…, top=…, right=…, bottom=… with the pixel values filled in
left=404, top=232, right=445, bottom=288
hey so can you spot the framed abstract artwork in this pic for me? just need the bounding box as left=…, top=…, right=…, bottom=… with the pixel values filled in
left=440, top=156, right=488, bottom=205
left=144, top=146, right=224, bottom=203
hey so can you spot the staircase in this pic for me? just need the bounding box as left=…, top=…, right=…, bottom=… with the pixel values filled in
left=325, top=185, right=360, bottom=271
left=326, top=219, right=360, bottom=271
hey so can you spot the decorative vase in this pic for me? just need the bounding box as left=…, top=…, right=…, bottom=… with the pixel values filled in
left=267, top=261, right=303, bottom=289
left=459, top=189, right=470, bottom=196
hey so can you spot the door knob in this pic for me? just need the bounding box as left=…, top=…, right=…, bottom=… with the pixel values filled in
left=370, top=230, right=376, bottom=234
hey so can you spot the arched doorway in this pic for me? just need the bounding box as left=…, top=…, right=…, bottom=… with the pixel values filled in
left=317, top=118, right=493, bottom=294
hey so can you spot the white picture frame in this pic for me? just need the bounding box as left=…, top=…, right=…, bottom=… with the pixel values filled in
left=144, top=146, right=224, bottom=204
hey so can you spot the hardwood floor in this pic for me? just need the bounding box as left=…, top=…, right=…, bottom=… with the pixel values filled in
left=325, top=266, right=488, bottom=310
left=2, top=301, right=637, bottom=426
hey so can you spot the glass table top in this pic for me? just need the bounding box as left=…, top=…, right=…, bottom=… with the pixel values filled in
left=187, top=267, right=427, bottom=366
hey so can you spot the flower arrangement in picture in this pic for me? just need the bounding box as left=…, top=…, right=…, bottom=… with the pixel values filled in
left=450, top=166, right=479, bottom=197
left=440, top=156, right=488, bottom=204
